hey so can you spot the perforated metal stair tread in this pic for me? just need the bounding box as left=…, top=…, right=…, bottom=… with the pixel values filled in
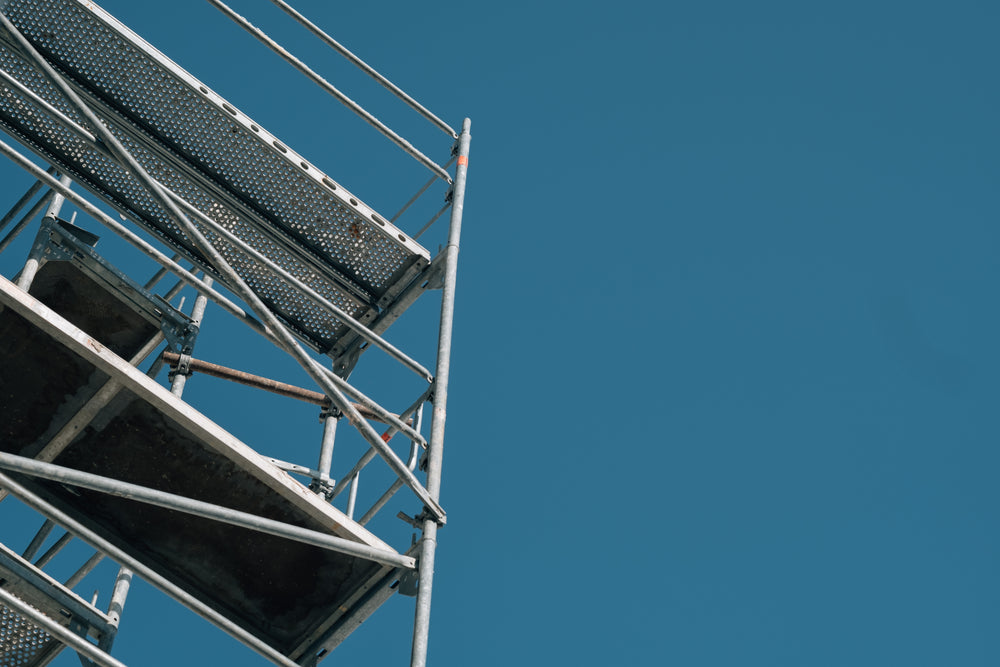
left=0, top=0, right=431, bottom=353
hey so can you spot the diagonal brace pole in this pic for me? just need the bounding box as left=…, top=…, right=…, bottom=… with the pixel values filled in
left=0, top=58, right=431, bottom=381
left=0, top=452, right=415, bottom=569
left=0, top=470, right=300, bottom=667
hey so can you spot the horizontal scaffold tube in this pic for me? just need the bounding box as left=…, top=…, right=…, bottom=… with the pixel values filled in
left=0, top=470, right=300, bottom=667
left=0, top=453, right=415, bottom=569
left=161, top=350, right=411, bottom=425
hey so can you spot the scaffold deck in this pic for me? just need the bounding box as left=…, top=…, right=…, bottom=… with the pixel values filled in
left=0, top=542, right=114, bottom=667
left=0, top=271, right=400, bottom=658
left=0, top=0, right=431, bottom=354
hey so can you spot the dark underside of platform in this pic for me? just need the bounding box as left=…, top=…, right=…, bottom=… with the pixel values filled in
left=0, top=264, right=384, bottom=656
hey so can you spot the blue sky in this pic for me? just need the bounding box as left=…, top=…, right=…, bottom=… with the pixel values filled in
left=1, top=0, right=998, bottom=665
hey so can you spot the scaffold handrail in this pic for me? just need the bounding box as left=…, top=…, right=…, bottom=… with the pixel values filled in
left=208, top=0, right=454, bottom=183
left=267, top=0, right=458, bottom=138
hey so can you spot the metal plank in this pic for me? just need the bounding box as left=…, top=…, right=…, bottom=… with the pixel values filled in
left=0, top=0, right=432, bottom=352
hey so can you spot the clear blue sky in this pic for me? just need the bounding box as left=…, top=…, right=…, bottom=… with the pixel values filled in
left=1, top=0, right=998, bottom=665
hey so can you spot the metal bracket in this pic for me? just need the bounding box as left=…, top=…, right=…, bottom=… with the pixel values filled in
left=37, top=218, right=200, bottom=355
left=34, top=227, right=73, bottom=262
left=423, top=266, right=445, bottom=291
left=396, top=511, right=421, bottom=529
left=158, top=307, right=199, bottom=354
left=397, top=507, right=441, bottom=528
left=67, top=615, right=98, bottom=667
left=167, top=352, right=193, bottom=380
left=308, top=477, right=336, bottom=501
left=318, top=403, right=342, bottom=421
left=27, top=216, right=90, bottom=267
left=397, top=569, right=419, bottom=597
left=330, top=345, right=362, bottom=379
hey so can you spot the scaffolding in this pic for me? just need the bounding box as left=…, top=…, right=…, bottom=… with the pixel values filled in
left=0, top=1, right=470, bottom=665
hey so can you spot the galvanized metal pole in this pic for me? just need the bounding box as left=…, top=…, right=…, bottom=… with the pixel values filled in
left=170, top=277, right=211, bottom=397
left=64, top=551, right=104, bottom=589
left=106, top=567, right=133, bottom=631
left=143, top=253, right=184, bottom=291
left=346, top=472, right=360, bottom=519
left=411, top=118, right=471, bottom=667
left=34, top=531, right=72, bottom=568
left=328, top=388, right=432, bottom=501
left=17, top=174, right=72, bottom=290
left=0, top=167, right=55, bottom=234
left=359, top=405, right=423, bottom=526
left=392, top=157, right=457, bottom=224
left=21, top=519, right=55, bottom=560
left=313, top=412, right=338, bottom=497
left=0, top=190, right=53, bottom=255
left=208, top=0, right=452, bottom=183
left=0, top=587, right=127, bottom=667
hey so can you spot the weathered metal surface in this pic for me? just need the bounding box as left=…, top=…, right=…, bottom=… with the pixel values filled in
left=160, top=350, right=409, bottom=424
left=0, top=0, right=431, bottom=353
left=0, top=584, right=124, bottom=667
left=0, top=598, right=61, bottom=667
left=0, top=273, right=398, bottom=656
left=0, top=541, right=113, bottom=667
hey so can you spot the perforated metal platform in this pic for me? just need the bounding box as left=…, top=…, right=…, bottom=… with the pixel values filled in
left=0, top=0, right=431, bottom=353
left=1, top=591, right=59, bottom=667
left=0, top=543, right=114, bottom=667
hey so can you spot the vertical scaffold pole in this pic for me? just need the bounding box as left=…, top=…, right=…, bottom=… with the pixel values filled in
left=170, top=278, right=211, bottom=397
left=410, top=117, right=471, bottom=667
left=313, top=411, right=339, bottom=497
left=15, top=174, right=71, bottom=291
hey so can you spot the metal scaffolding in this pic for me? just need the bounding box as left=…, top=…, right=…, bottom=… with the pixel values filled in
left=0, top=1, right=470, bottom=666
